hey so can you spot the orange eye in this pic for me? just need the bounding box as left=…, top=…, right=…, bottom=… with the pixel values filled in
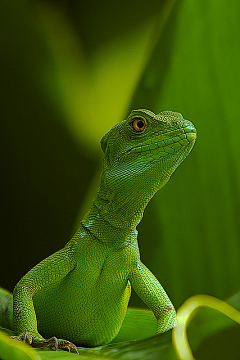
left=132, top=118, right=146, bottom=132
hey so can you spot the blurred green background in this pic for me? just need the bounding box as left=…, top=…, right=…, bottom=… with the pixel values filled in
left=1, top=0, right=240, bottom=335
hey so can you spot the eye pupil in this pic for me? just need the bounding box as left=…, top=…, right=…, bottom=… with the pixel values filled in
left=137, top=120, right=144, bottom=128
left=132, top=117, right=146, bottom=132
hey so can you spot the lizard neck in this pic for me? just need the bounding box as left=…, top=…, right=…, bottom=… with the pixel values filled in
left=81, top=179, right=152, bottom=247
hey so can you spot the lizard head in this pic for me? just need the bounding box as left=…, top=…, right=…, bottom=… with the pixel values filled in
left=100, top=109, right=197, bottom=209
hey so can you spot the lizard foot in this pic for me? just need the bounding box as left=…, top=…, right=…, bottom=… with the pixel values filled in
left=10, top=333, right=79, bottom=354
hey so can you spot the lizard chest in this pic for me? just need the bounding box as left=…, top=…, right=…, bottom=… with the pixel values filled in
left=34, top=243, right=133, bottom=310
left=33, top=244, right=133, bottom=345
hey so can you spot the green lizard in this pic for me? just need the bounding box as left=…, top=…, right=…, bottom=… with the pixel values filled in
left=0, top=109, right=196, bottom=352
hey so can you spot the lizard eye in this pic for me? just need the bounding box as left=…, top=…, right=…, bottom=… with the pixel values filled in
left=132, top=118, right=146, bottom=132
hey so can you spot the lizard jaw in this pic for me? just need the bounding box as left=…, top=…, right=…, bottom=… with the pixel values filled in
left=118, top=125, right=197, bottom=162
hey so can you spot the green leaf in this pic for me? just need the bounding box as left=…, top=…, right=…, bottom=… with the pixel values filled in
left=36, top=332, right=176, bottom=360
left=36, top=0, right=177, bottom=151
left=173, top=294, right=240, bottom=360
left=0, top=331, right=42, bottom=360
left=112, top=308, right=156, bottom=342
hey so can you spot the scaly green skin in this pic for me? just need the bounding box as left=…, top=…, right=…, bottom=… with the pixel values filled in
left=1, top=109, right=197, bottom=351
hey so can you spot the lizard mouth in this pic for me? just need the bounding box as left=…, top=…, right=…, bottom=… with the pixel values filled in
left=119, top=125, right=197, bottom=161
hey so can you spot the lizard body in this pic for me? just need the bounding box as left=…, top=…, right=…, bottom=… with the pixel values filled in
left=0, top=109, right=196, bottom=351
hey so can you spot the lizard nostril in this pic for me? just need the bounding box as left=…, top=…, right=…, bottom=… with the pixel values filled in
left=186, top=132, right=197, bottom=142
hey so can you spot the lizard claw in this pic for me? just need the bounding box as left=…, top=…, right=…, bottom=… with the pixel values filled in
left=23, top=333, right=28, bottom=343
left=32, top=336, right=79, bottom=353
left=55, top=338, right=79, bottom=354
left=11, top=333, right=79, bottom=354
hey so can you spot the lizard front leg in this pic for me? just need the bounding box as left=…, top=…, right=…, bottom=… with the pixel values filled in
left=129, top=261, right=177, bottom=333
left=11, top=248, right=79, bottom=353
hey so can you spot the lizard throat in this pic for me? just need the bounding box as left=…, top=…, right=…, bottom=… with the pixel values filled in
left=81, top=202, right=141, bottom=247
